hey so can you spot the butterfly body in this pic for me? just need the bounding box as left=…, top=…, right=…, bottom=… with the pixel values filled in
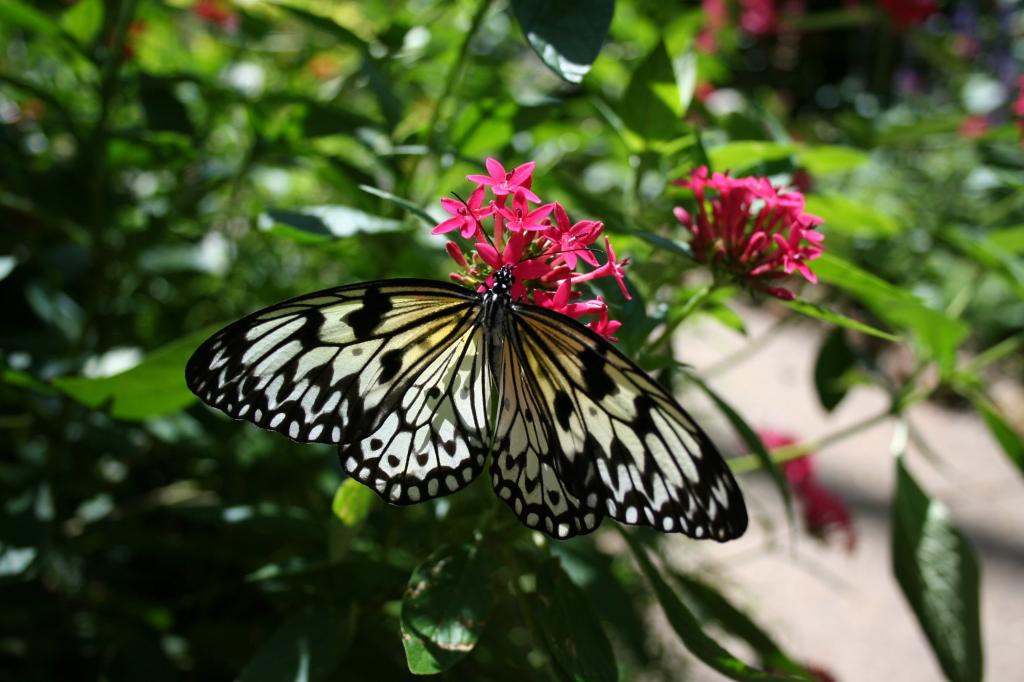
left=186, top=269, right=747, bottom=540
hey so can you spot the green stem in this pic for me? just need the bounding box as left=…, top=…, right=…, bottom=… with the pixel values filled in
left=729, top=407, right=893, bottom=474
left=963, top=333, right=1023, bottom=374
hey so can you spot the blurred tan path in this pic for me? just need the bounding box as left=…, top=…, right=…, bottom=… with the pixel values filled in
left=663, top=304, right=1024, bottom=682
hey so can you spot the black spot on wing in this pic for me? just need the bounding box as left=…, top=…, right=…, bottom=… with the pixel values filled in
left=345, top=285, right=392, bottom=339
left=378, top=348, right=404, bottom=383
left=580, top=345, right=616, bottom=401
left=553, top=391, right=573, bottom=431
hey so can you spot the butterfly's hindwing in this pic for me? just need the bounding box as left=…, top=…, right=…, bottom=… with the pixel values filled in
left=497, top=305, right=748, bottom=541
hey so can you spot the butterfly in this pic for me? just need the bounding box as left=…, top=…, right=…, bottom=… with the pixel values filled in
left=185, top=264, right=748, bottom=540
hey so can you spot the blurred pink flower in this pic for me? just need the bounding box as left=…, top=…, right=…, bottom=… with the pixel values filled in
left=958, top=115, right=989, bottom=140
left=439, top=159, right=630, bottom=340
left=1013, top=77, right=1024, bottom=143
left=740, top=0, right=778, bottom=36
left=877, top=0, right=938, bottom=28
left=673, top=166, right=824, bottom=300
left=193, top=0, right=239, bottom=31
left=760, top=430, right=856, bottom=551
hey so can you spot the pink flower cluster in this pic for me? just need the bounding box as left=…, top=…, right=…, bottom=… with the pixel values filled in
left=673, top=166, right=824, bottom=301
left=761, top=430, right=856, bottom=552
left=434, top=158, right=630, bottom=341
left=877, top=0, right=938, bottom=28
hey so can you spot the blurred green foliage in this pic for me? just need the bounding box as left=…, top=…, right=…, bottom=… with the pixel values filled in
left=1, top=0, right=1021, bottom=680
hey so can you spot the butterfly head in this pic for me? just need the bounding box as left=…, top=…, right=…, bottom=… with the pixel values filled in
left=492, top=265, right=514, bottom=297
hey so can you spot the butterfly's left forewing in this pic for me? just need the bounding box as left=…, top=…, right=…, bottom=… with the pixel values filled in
left=186, top=281, right=494, bottom=503
left=494, top=304, right=748, bottom=541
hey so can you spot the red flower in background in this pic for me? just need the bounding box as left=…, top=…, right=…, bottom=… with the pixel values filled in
left=740, top=0, right=778, bottom=36
left=436, top=160, right=630, bottom=340
left=877, top=0, right=938, bottom=28
left=673, top=166, right=824, bottom=300
left=1013, top=77, right=1024, bottom=143
left=193, top=0, right=240, bottom=32
left=760, top=430, right=856, bottom=551
left=958, top=115, right=989, bottom=140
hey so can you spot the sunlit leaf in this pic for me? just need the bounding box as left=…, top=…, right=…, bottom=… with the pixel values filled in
left=708, top=141, right=795, bottom=173
left=511, top=0, right=614, bottom=83
left=796, top=145, right=869, bottom=174
left=986, top=225, right=1024, bottom=253
left=813, top=254, right=967, bottom=373
left=332, top=479, right=375, bottom=527
left=621, top=531, right=778, bottom=681
left=238, top=605, right=353, bottom=682
left=0, top=0, right=64, bottom=38
left=620, top=40, right=689, bottom=144
left=258, top=206, right=403, bottom=243
left=401, top=544, right=494, bottom=674
left=785, top=298, right=901, bottom=341
left=806, top=193, right=901, bottom=237
left=892, top=459, right=982, bottom=682
left=54, top=327, right=216, bottom=420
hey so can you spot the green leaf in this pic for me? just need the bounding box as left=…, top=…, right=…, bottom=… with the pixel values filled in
left=59, top=0, right=102, bottom=45
left=796, top=145, right=869, bottom=175
left=257, top=206, right=403, bottom=243
left=892, top=459, right=982, bottom=682
left=687, top=374, right=791, bottom=518
left=527, top=558, right=617, bottom=682
left=673, top=573, right=808, bottom=677
left=331, top=479, right=375, bottom=527
left=620, top=41, right=689, bottom=144
left=621, top=531, right=778, bottom=681
left=813, top=328, right=857, bottom=412
left=3, top=369, right=56, bottom=395
left=511, top=0, right=614, bottom=83
left=401, top=544, right=494, bottom=674
left=969, top=396, right=1024, bottom=476
left=806, top=193, right=901, bottom=237
left=53, top=327, right=216, bottom=420
left=986, top=225, right=1024, bottom=253
left=0, top=0, right=64, bottom=38
left=707, top=141, right=795, bottom=173
left=813, top=254, right=967, bottom=373
left=238, top=605, right=353, bottom=682
left=941, top=227, right=1024, bottom=299
left=785, top=298, right=901, bottom=342
left=358, top=185, right=435, bottom=228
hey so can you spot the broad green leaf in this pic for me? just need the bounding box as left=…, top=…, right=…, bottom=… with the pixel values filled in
left=0, top=0, right=64, bottom=38
left=630, top=229, right=695, bottom=260
left=687, top=374, right=791, bottom=518
left=527, top=558, right=616, bottom=682
left=620, top=41, right=688, bottom=145
left=621, top=532, right=778, bottom=681
left=785, top=298, right=901, bottom=342
left=511, top=0, right=614, bottom=83
left=54, top=327, right=216, bottom=420
left=708, top=141, right=795, bottom=173
left=806, top=193, right=901, bottom=237
left=969, top=396, right=1024, bottom=476
left=60, top=0, right=102, bottom=45
left=813, top=254, right=967, bottom=373
left=401, top=544, right=494, bottom=674
left=813, top=328, right=857, bottom=412
left=796, top=145, right=869, bottom=175
left=448, top=99, right=517, bottom=157
left=673, top=573, right=808, bottom=677
left=986, top=225, right=1024, bottom=253
left=941, top=227, right=1024, bottom=298
left=331, top=479, right=375, bottom=527
left=258, top=206, right=403, bottom=243
left=238, top=605, right=353, bottom=682
left=3, top=369, right=55, bottom=395
left=892, top=459, right=982, bottom=682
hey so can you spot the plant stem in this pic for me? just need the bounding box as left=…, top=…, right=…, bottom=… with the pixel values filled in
left=728, top=407, right=893, bottom=474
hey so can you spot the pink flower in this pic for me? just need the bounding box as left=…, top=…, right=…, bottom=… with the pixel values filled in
left=958, top=115, right=989, bottom=140
left=467, top=158, right=541, bottom=203
left=439, top=160, right=631, bottom=340
left=545, top=204, right=602, bottom=269
left=674, top=166, right=824, bottom=300
left=1013, top=77, right=1024, bottom=143
left=432, top=185, right=494, bottom=239
left=760, top=430, right=856, bottom=552
left=495, top=189, right=554, bottom=233
left=697, top=0, right=728, bottom=52
left=740, top=0, right=777, bottom=36
left=877, top=0, right=938, bottom=28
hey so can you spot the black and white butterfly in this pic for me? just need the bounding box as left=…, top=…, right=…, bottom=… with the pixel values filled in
left=185, top=265, right=747, bottom=540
